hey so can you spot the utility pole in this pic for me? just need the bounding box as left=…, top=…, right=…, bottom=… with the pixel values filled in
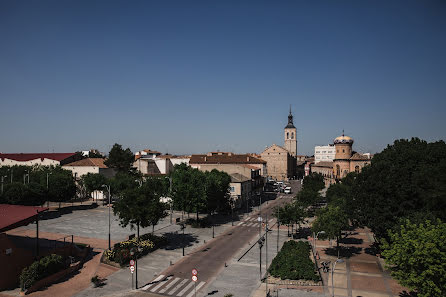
left=265, top=214, right=268, bottom=297
left=277, top=207, right=280, bottom=252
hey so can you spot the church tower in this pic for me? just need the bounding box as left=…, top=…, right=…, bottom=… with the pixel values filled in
left=284, top=107, right=297, bottom=157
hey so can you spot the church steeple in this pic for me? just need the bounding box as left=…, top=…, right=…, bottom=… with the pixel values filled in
left=285, top=105, right=295, bottom=129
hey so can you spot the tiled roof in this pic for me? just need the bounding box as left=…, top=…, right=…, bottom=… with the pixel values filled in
left=350, top=153, right=370, bottom=160
left=0, top=204, right=49, bottom=233
left=64, top=158, right=108, bottom=168
left=0, top=153, right=76, bottom=162
left=230, top=173, right=251, bottom=183
left=190, top=154, right=266, bottom=164
left=312, top=161, right=334, bottom=168
left=143, top=149, right=161, bottom=154
left=241, top=164, right=261, bottom=170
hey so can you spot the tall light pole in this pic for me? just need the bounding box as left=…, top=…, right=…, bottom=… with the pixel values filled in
left=313, top=231, right=325, bottom=257
left=10, top=168, right=13, bottom=183
left=1, top=176, right=6, bottom=194
left=331, top=259, right=344, bottom=297
left=277, top=207, right=280, bottom=252
left=102, top=184, right=111, bottom=250
left=166, top=176, right=173, bottom=224
left=46, top=172, right=52, bottom=207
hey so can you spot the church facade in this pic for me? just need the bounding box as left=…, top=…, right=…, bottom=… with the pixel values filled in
left=260, top=108, right=298, bottom=181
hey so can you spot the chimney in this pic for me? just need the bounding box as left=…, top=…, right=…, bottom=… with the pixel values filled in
left=204, top=156, right=207, bottom=162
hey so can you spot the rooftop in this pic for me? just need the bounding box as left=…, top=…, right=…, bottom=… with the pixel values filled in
left=63, top=158, right=108, bottom=168
left=190, top=153, right=266, bottom=164
left=0, top=153, right=76, bottom=162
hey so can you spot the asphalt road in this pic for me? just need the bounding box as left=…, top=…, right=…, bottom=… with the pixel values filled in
left=140, top=180, right=301, bottom=297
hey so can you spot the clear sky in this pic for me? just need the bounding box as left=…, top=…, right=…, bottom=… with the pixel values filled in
left=1, top=0, right=445, bottom=156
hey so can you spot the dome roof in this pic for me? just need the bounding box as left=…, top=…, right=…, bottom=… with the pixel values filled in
left=334, top=135, right=354, bottom=144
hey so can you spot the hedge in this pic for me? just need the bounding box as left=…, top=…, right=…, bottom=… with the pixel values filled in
left=20, top=254, right=68, bottom=291
left=268, top=241, right=320, bottom=282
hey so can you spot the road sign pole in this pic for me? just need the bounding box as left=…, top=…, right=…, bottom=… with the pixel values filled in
left=194, top=280, right=197, bottom=297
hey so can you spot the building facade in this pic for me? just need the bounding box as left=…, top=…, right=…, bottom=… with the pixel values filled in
left=0, top=153, right=77, bottom=167
left=314, top=145, right=336, bottom=164
left=284, top=108, right=297, bottom=157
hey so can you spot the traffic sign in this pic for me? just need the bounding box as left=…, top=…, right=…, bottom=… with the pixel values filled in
left=257, top=216, right=263, bottom=222
left=130, top=260, right=135, bottom=266
left=192, top=275, right=198, bottom=282
left=192, top=268, right=198, bottom=276
left=130, top=266, right=135, bottom=273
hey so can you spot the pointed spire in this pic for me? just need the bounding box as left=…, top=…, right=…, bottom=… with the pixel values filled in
left=289, top=104, right=292, bottom=115
left=285, top=106, right=295, bottom=128
left=342, top=129, right=344, bottom=137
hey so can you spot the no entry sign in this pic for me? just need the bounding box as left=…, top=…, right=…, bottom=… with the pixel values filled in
left=130, top=260, right=135, bottom=266
left=192, top=268, right=198, bottom=276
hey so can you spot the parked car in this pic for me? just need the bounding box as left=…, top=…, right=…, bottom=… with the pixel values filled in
left=284, top=187, right=292, bottom=194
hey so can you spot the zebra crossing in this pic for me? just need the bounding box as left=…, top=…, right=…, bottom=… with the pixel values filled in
left=236, top=217, right=275, bottom=227
left=141, top=274, right=206, bottom=297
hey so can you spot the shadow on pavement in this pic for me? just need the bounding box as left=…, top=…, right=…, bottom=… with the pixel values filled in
left=324, top=246, right=362, bottom=258
left=162, top=232, right=199, bottom=250
left=40, top=203, right=98, bottom=220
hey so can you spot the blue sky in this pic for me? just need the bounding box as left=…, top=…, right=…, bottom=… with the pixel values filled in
left=1, top=0, right=445, bottom=155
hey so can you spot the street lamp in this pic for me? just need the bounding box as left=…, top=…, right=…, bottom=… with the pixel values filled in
left=165, top=176, right=173, bottom=224
left=46, top=172, right=52, bottom=207
left=102, top=184, right=111, bottom=250
left=331, top=259, right=344, bottom=297
left=313, top=231, right=325, bottom=257
left=1, top=176, right=7, bottom=195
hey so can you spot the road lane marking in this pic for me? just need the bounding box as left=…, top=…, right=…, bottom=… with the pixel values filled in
left=150, top=276, right=169, bottom=292
left=167, top=279, right=188, bottom=295
left=185, top=281, right=206, bottom=297
left=237, top=221, right=244, bottom=226
left=142, top=274, right=165, bottom=290
left=159, top=277, right=181, bottom=293
left=177, top=281, right=194, bottom=296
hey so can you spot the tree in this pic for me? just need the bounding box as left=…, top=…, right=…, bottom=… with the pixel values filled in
left=104, top=143, right=134, bottom=173
left=352, top=138, right=446, bottom=240
left=302, top=173, right=325, bottom=192
left=2, top=182, right=46, bottom=206
left=113, top=177, right=168, bottom=236
left=109, top=172, right=140, bottom=197
left=205, top=169, right=231, bottom=215
left=295, top=188, right=322, bottom=208
left=81, top=173, right=108, bottom=202
left=312, top=205, right=349, bottom=250
left=381, top=219, right=446, bottom=297
left=47, top=169, right=76, bottom=208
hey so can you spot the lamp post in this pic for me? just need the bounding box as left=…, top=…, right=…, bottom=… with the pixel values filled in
left=313, top=231, right=325, bottom=256
left=1, top=176, right=6, bottom=194
left=9, top=168, right=13, bottom=183
left=102, top=184, right=111, bottom=250
left=331, top=259, right=344, bottom=297
left=46, top=172, right=52, bottom=207
left=167, top=177, right=173, bottom=224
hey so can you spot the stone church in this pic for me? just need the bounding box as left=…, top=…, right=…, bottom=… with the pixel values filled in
left=260, top=108, right=298, bottom=181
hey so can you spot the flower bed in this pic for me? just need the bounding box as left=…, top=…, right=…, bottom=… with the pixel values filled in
left=268, top=240, right=320, bottom=282
left=104, top=233, right=167, bottom=266
left=20, top=254, right=68, bottom=292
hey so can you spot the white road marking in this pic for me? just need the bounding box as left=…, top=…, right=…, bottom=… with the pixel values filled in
left=142, top=274, right=164, bottom=290
left=167, top=279, right=188, bottom=295
left=150, top=276, right=169, bottom=292
left=185, top=281, right=206, bottom=297
left=177, top=281, right=194, bottom=296
left=159, top=277, right=181, bottom=293
left=237, top=221, right=244, bottom=226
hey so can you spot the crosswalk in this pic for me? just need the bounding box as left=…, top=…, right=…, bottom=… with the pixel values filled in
left=236, top=217, right=275, bottom=227
left=141, top=275, right=206, bottom=297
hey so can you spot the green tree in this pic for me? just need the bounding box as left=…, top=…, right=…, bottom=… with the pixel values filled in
left=47, top=169, right=76, bottom=208
left=312, top=205, right=349, bottom=250
left=81, top=173, right=108, bottom=201
left=352, top=138, right=446, bottom=240
left=381, top=219, right=446, bottom=297
left=2, top=182, right=46, bottom=206
left=109, top=172, right=140, bottom=197
left=205, top=169, right=231, bottom=214
left=113, top=177, right=168, bottom=236
left=302, top=173, right=325, bottom=192
left=104, top=143, right=134, bottom=173
left=295, top=188, right=322, bottom=208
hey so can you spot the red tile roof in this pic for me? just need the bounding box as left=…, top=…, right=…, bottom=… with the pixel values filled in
left=0, top=153, right=76, bottom=162
left=0, top=204, right=48, bottom=233
left=190, top=154, right=266, bottom=164
left=63, top=158, right=108, bottom=168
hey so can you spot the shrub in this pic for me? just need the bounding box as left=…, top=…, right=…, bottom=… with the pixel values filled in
left=20, top=254, right=68, bottom=291
left=104, top=233, right=167, bottom=266
left=268, top=241, right=320, bottom=282
left=186, top=217, right=211, bottom=228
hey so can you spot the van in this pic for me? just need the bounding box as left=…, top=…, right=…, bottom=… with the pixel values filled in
left=284, top=187, right=292, bottom=194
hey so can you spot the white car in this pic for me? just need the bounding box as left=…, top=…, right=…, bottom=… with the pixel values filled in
left=284, top=187, right=292, bottom=194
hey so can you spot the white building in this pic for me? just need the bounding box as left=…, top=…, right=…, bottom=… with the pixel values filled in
left=314, top=145, right=336, bottom=164
left=0, top=153, right=77, bottom=167
left=133, top=154, right=190, bottom=175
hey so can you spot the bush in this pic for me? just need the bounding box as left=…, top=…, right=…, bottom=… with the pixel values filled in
left=186, top=217, right=211, bottom=228
left=104, top=234, right=167, bottom=266
left=268, top=241, right=320, bottom=282
left=20, top=254, right=68, bottom=291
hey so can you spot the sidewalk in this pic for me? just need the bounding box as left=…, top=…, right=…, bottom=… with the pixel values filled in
left=311, top=227, right=410, bottom=297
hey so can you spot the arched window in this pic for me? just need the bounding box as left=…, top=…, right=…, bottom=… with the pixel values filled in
left=286, top=132, right=289, bottom=139
left=342, top=149, right=345, bottom=153
left=336, top=165, right=340, bottom=177
left=291, top=132, right=294, bottom=139
left=355, top=165, right=360, bottom=173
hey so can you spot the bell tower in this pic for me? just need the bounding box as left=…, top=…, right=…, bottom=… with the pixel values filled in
left=284, top=106, right=297, bottom=157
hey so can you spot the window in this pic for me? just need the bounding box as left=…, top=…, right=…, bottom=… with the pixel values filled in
left=291, top=132, right=294, bottom=139
left=286, top=132, right=289, bottom=139
left=336, top=165, right=340, bottom=176
left=342, top=149, right=345, bottom=153
left=355, top=165, right=360, bottom=173
left=230, top=187, right=235, bottom=192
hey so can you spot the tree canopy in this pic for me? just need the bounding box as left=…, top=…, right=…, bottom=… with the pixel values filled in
left=381, top=219, right=446, bottom=297
left=104, top=143, right=134, bottom=173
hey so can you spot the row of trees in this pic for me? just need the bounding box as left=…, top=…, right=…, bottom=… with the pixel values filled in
left=313, top=138, right=446, bottom=297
